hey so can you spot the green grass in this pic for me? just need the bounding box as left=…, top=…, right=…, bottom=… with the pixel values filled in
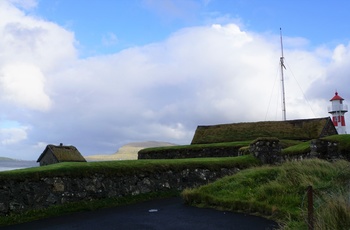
left=313, top=189, right=350, bottom=229
left=281, top=141, right=311, bottom=155
left=191, top=118, right=330, bottom=144
left=181, top=159, right=350, bottom=229
left=279, top=139, right=304, bottom=148
left=139, top=141, right=253, bottom=153
left=322, top=134, right=350, bottom=152
left=0, top=155, right=260, bottom=180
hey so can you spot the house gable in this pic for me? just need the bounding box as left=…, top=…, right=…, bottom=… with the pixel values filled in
left=37, top=149, right=59, bottom=166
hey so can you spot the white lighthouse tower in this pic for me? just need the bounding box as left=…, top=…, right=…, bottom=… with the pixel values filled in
left=328, top=91, right=348, bottom=134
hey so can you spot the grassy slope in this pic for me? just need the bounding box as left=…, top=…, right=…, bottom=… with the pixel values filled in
left=0, top=157, right=15, bottom=161
left=181, top=134, right=350, bottom=229
left=182, top=159, right=350, bottom=229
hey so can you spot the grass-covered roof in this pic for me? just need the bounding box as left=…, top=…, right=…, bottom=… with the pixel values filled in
left=191, top=117, right=337, bottom=144
left=37, top=144, right=86, bottom=163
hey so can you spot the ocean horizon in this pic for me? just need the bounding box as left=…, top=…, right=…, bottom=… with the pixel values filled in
left=0, top=160, right=39, bottom=172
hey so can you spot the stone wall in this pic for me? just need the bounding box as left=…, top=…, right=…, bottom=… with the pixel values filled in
left=249, top=138, right=282, bottom=164
left=310, top=139, right=350, bottom=161
left=250, top=137, right=349, bottom=164
left=138, top=146, right=243, bottom=159
left=0, top=167, right=240, bottom=216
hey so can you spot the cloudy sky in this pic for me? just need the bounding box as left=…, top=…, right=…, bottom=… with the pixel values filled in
left=1, top=0, right=350, bottom=160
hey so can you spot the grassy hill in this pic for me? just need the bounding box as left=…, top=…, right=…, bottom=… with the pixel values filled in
left=182, top=158, right=350, bottom=229
left=0, top=157, right=15, bottom=161
left=85, top=141, right=177, bottom=161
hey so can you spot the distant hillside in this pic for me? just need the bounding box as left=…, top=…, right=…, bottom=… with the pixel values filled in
left=0, top=157, right=15, bottom=161
left=85, top=141, right=177, bottom=161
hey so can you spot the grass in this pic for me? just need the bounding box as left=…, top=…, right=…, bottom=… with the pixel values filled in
left=0, top=155, right=260, bottom=181
left=322, top=134, right=350, bottom=152
left=281, top=141, right=311, bottom=155
left=139, top=141, right=252, bottom=153
left=181, top=159, right=350, bottom=229
left=279, top=139, right=304, bottom=148
left=313, top=189, right=350, bottom=229
left=140, top=139, right=310, bottom=157
left=191, top=118, right=330, bottom=144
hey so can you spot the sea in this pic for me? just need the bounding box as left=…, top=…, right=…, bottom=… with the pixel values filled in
left=0, top=160, right=39, bottom=172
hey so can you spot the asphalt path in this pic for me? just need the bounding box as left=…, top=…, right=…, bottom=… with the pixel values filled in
left=3, top=197, right=278, bottom=230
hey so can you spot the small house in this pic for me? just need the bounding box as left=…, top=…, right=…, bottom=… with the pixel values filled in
left=37, top=143, right=86, bottom=166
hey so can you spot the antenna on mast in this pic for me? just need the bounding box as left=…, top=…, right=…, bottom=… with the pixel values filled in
left=280, top=28, right=287, bottom=121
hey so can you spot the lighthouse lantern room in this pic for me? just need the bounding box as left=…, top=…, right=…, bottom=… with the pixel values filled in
left=328, top=91, right=348, bottom=134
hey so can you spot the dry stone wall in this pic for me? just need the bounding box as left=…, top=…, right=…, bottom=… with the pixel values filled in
left=0, top=167, right=240, bottom=216
left=250, top=137, right=349, bottom=164
left=310, top=139, right=350, bottom=161
left=138, top=146, right=242, bottom=159
left=249, top=138, right=282, bottom=164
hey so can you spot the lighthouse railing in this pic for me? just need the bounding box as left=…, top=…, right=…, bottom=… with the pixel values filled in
left=328, top=104, right=348, bottom=112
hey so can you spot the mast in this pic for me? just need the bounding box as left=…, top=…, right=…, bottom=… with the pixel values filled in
left=280, top=28, right=287, bottom=121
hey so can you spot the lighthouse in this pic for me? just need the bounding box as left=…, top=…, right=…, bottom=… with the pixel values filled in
left=328, top=91, right=348, bottom=134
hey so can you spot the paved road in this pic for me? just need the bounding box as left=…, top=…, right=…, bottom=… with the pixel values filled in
left=3, top=197, right=278, bottom=230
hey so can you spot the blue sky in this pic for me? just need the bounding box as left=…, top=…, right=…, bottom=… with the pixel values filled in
left=33, top=0, right=350, bottom=55
left=1, top=0, right=350, bottom=160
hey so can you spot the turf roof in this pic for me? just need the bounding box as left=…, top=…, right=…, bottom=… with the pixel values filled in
left=37, top=145, right=86, bottom=163
left=191, top=117, right=337, bottom=144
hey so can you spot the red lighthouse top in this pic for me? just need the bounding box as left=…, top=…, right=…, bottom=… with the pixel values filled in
left=330, top=92, right=344, bottom=101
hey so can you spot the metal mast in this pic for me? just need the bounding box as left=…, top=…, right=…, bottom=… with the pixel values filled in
left=280, top=28, right=287, bottom=121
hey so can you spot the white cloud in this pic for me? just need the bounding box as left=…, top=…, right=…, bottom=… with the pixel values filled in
left=8, top=0, right=37, bottom=10
left=0, top=0, right=77, bottom=113
left=0, top=17, right=77, bottom=72
left=0, top=126, right=28, bottom=145
left=2, top=0, right=350, bottom=160
left=0, top=63, right=51, bottom=111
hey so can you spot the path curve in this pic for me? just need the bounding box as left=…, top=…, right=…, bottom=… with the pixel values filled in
left=3, top=197, right=278, bottom=230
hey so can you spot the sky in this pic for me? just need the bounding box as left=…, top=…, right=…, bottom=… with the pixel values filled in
left=1, top=0, right=350, bottom=160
